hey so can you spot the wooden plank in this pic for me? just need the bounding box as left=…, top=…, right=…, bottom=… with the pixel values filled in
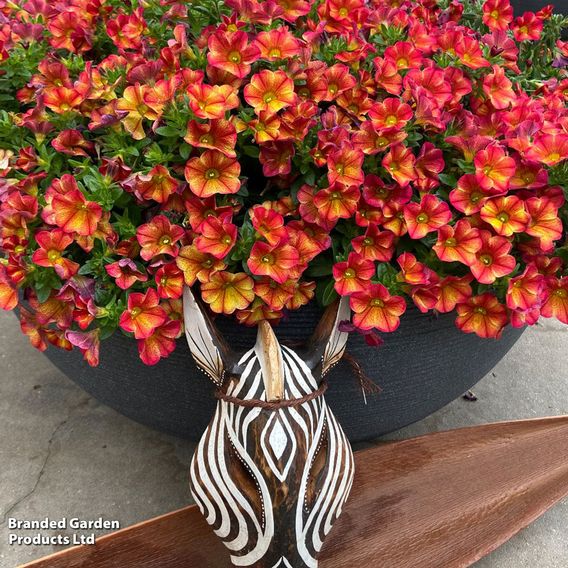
left=21, top=416, right=568, bottom=568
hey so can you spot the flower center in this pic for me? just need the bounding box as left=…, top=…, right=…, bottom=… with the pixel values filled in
left=261, top=254, right=273, bottom=264
left=397, top=57, right=408, bottom=68
left=200, top=134, right=213, bottom=145
left=222, top=235, right=232, bottom=245
left=131, top=307, right=141, bottom=318
left=228, top=51, right=241, bottom=63
left=554, top=288, right=568, bottom=298
left=497, top=212, right=509, bottom=223
left=160, top=235, right=171, bottom=245
left=471, top=193, right=482, bottom=203
left=416, top=213, right=428, bottom=223
left=205, top=168, right=220, bottom=179
left=445, top=237, right=457, bottom=247
left=363, top=237, right=373, bottom=246
left=263, top=92, right=276, bottom=103
left=385, top=115, right=398, bottom=126
left=339, top=7, right=348, bottom=17
left=548, top=152, right=561, bottom=163
left=480, top=254, right=493, bottom=266
left=160, top=277, right=168, bottom=285
left=474, top=306, right=487, bottom=315
left=47, top=249, right=60, bottom=262
left=269, top=48, right=281, bottom=58
left=344, top=268, right=356, bottom=278
left=330, top=191, right=342, bottom=200
left=203, top=259, right=213, bottom=268
left=370, top=298, right=385, bottom=308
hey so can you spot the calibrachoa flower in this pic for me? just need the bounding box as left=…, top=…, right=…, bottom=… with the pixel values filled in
left=119, top=288, right=168, bottom=339
left=0, top=0, right=566, bottom=365
left=350, top=284, right=406, bottom=332
left=455, top=293, right=509, bottom=339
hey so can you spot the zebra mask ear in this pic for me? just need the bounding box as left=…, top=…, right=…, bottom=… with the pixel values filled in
left=307, top=296, right=351, bottom=378
left=183, top=286, right=233, bottom=386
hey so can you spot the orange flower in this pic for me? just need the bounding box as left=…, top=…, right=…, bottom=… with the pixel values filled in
left=66, top=329, right=100, bottom=367
left=396, top=252, right=432, bottom=286
left=254, top=278, right=296, bottom=311
left=474, top=144, right=516, bottom=194
left=313, top=185, right=360, bottom=225
left=327, top=144, right=364, bottom=187
left=525, top=197, right=563, bottom=252
left=31, top=229, right=79, bottom=280
left=471, top=231, right=516, bottom=284
left=382, top=144, right=417, bottom=186
left=404, top=194, right=452, bottom=240
left=184, top=119, right=237, bottom=158
left=483, top=65, right=516, bottom=109
left=482, top=0, right=513, bottom=31
left=255, top=27, right=301, bottom=61
left=435, top=276, right=473, bottom=313
left=369, top=98, right=413, bottom=130
left=244, top=70, right=296, bottom=114
left=187, top=83, right=239, bottom=120
left=333, top=252, right=375, bottom=296
left=193, top=216, right=237, bottom=260
left=52, top=189, right=103, bottom=236
left=541, top=277, right=568, bottom=324
left=248, top=240, right=300, bottom=284
left=176, top=245, right=226, bottom=285
left=449, top=174, right=488, bottom=215
left=351, top=224, right=395, bottom=262
left=525, top=134, right=568, bottom=166
left=119, top=288, right=168, bottom=339
left=506, top=265, right=544, bottom=311
left=43, top=87, right=83, bottom=114
left=207, top=31, right=260, bottom=78
left=434, top=220, right=482, bottom=265
left=136, top=215, right=185, bottom=261
left=455, top=293, right=508, bottom=338
left=134, top=165, right=178, bottom=204
left=184, top=150, right=241, bottom=198
left=201, top=271, right=255, bottom=314
left=480, top=195, right=529, bottom=237
left=350, top=283, right=406, bottom=332
left=0, top=266, right=17, bottom=311
left=138, top=319, right=181, bottom=366
left=116, top=84, right=162, bottom=140
left=155, top=264, right=185, bottom=299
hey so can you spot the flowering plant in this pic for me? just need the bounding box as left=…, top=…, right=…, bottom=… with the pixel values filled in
left=0, top=0, right=567, bottom=367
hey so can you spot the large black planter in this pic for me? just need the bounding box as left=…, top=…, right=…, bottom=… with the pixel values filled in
left=42, top=305, right=524, bottom=443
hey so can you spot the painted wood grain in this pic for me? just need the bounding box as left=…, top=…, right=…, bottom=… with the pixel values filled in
left=21, top=416, right=568, bottom=568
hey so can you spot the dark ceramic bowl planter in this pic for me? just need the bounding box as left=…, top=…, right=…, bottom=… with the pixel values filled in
left=42, top=305, right=524, bottom=443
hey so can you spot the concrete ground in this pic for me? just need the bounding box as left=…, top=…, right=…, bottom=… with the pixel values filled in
left=0, top=309, right=566, bottom=568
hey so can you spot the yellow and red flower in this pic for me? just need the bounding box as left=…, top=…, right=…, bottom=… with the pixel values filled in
left=116, top=85, right=162, bottom=141
left=474, top=144, right=516, bottom=194
left=250, top=206, right=288, bottom=246
left=254, top=278, right=296, bottom=311
left=193, top=216, right=237, bottom=260
left=248, top=240, right=300, bottom=284
left=351, top=225, right=395, bottom=262
left=327, top=144, right=364, bottom=187
left=313, top=185, right=360, bottom=225
left=482, top=0, right=513, bottom=31
left=187, top=83, right=240, bottom=120
left=176, top=245, right=226, bottom=286
left=333, top=252, right=375, bottom=296
left=433, top=220, right=482, bottom=265
left=138, top=319, right=182, bottom=366
left=471, top=231, right=516, bottom=284
left=541, top=277, right=568, bottom=324
left=136, top=215, right=185, bottom=261
left=155, top=264, right=185, bottom=299
left=368, top=98, right=413, bottom=131
left=31, top=229, right=79, bottom=279
left=184, top=150, right=241, bottom=198
left=105, top=259, right=148, bottom=290
left=480, top=195, right=529, bottom=236
left=512, top=11, right=543, bottom=41
left=404, top=194, right=452, bottom=240
left=350, top=283, right=406, bottom=332
left=207, top=31, right=260, bottom=79
left=435, top=276, right=473, bottom=313
left=449, top=174, right=489, bottom=215
left=483, top=65, right=516, bottom=109
left=525, top=134, right=568, bottom=166
left=525, top=196, right=563, bottom=252
left=506, top=264, right=544, bottom=311
left=396, top=252, right=432, bottom=286
left=255, top=27, right=301, bottom=61
left=455, top=293, right=508, bottom=339
left=43, top=87, right=83, bottom=114
left=244, top=70, right=296, bottom=114
left=201, top=271, right=255, bottom=314
left=382, top=144, right=417, bottom=187
left=184, top=119, right=237, bottom=158
left=119, top=288, right=168, bottom=339
left=134, top=165, right=179, bottom=204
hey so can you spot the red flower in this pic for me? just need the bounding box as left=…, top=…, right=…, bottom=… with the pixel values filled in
left=480, top=195, right=529, bottom=237
left=248, top=240, right=300, bottom=284
left=456, top=293, right=508, bottom=338
left=482, top=0, right=513, bottom=31
left=512, top=12, right=543, bottom=41
left=327, top=144, right=364, bottom=187
left=31, top=230, right=79, bottom=280
left=187, top=83, right=239, bottom=120
left=193, top=216, right=237, bottom=260
left=333, top=252, right=375, bottom=296
left=184, top=119, right=237, bottom=158
left=135, top=165, right=179, bottom=204
left=136, top=215, right=185, bottom=261
left=483, top=65, right=516, bottom=109
left=474, top=145, right=516, bottom=194
left=525, top=134, right=568, bottom=166
left=525, top=197, right=563, bottom=252
left=351, top=224, right=395, bottom=262
left=382, top=144, right=417, bottom=187
left=244, top=70, right=296, bottom=114
left=435, top=276, right=473, bottom=313
left=66, top=329, right=100, bottom=367
left=254, top=278, right=296, bottom=311
left=255, top=27, right=301, bottom=61
left=138, top=320, right=181, bottom=366
left=52, top=188, right=102, bottom=236
left=105, top=258, right=148, bottom=290
left=313, top=185, right=360, bottom=225
left=207, top=31, right=260, bottom=78
left=368, top=98, right=413, bottom=130
left=176, top=245, right=226, bottom=286
left=434, top=220, right=482, bottom=265
left=471, top=231, right=516, bottom=284
left=250, top=206, right=288, bottom=245
left=350, top=283, right=406, bottom=332
left=184, top=150, right=241, bottom=198
left=506, top=265, right=544, bottom=311
left=51, top=129, right=94, bottom=157
left=541, top=277, right=568, bottom=324
left=404, top=194, right=452, bottom=240
left=119, top=288, right=168, bottom=339
left=449, top=174, right=488, bottom=215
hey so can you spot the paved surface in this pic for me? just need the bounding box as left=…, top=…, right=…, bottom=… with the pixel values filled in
left=0, top=309, right=566, bottom=567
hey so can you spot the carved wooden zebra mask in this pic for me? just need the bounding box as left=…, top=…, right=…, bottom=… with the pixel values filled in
left=183, top=286, right=355, bottom=568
